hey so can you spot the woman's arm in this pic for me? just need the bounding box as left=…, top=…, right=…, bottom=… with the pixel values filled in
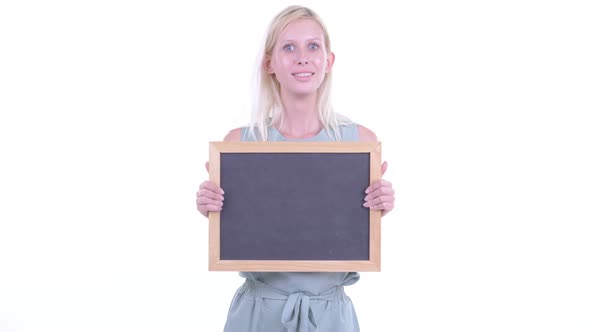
left=195, top=128, right=241, bottom=217
left=358, top=125, right=396, bottom=217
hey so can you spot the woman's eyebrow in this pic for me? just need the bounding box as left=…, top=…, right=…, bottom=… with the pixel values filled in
left=279, top=37, right=323, bottom=44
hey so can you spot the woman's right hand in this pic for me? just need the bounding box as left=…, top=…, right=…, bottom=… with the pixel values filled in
left=196, top=181, right=224, bottom=217
left=196, top=162, right=225, bottom=217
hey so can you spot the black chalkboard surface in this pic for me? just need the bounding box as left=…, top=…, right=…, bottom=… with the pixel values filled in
left=208, top=142, right=381, bottom=272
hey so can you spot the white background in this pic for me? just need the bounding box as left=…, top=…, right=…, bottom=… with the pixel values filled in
left=1, top=0, right=589, bottom=331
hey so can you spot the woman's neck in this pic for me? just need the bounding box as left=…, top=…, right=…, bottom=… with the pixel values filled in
left=277, top=92, right=322, bottom=139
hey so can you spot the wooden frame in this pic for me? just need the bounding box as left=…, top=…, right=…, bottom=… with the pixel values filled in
left=208, top=142, right=382, bottom=272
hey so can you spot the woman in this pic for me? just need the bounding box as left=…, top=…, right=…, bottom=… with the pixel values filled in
left=196, top=5, right=395, bottom=331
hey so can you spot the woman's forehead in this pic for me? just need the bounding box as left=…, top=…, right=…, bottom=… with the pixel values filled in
left=278, top=19, right=325, bottom=41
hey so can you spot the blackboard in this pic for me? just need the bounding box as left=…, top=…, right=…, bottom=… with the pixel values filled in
left=208, top=142, right=381, bottom=272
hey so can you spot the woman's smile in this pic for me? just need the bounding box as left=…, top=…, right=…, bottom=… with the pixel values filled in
left=292, top=71, right=314, bottom=81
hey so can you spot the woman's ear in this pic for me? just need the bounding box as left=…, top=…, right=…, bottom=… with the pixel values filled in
left=263, top=56, right=274, bottom=74
left=326, top=52, right=335, bottom=73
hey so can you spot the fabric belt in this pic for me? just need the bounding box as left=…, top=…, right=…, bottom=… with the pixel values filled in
left=240, top=278, right=348, bottom=332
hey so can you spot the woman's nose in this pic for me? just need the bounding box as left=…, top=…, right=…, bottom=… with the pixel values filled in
left=296, top=51, right=309, bottom=65
left=297, top=58, right=309, bottom=65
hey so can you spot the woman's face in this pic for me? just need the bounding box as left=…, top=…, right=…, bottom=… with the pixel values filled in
left=266, top=19, right=334, bottom=98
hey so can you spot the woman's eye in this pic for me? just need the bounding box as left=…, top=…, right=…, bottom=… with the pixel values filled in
left=283, top=44, right=295, bottom=52
left=309, top=43, right=319, bottom=50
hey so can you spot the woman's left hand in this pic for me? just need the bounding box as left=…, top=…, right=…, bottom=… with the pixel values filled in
left=363, top=161, right=395, bottom=216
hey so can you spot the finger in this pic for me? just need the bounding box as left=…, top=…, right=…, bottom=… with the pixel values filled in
left=364, top=179, right=391, bottom=194
left=197, top=196, right=224, bottom=207
left=197, top=189, right=224, bottom=201
left=381, top=161, right=388, bottom=176
left=365, top=201, right=394, bottom=212
left=199, top=181, right=224, bottom=194
left=202, top=204, right=222, bottom=212
left=364, top=186, right=394, bottom=201
left=373, top=202, right=394, bottom=212
left=205, top=161, right=210, bottom=174
left=363, top=194, right=393, bottom=207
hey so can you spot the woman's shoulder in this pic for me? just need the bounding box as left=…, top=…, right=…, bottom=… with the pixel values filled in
left=223, top=128, right=242, bottom=142
left=357, top=124, right=379, bottom=142
left=334, top=114, right=377, bottom=142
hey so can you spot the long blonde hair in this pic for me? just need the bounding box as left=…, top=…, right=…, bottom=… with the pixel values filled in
left=247, top=5, right=351, bottom=141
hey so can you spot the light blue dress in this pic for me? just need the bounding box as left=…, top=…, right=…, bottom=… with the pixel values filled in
left=223, top=124, right=362, bottom=332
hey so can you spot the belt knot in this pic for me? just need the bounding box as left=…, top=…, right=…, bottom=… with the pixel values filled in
left=281, top=292, right=316, bottom=332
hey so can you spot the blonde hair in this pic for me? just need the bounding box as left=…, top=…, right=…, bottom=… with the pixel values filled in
left=247, top=5, right=351, bottom=141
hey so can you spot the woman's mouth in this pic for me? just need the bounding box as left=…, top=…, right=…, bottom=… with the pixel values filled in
left=292, top=72, right=314, bottom=80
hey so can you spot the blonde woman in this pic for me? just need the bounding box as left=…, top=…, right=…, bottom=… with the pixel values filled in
left=196, top=6, right=395, bottom=331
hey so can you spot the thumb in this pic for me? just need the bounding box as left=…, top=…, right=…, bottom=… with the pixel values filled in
left=205, top=161, right=210, bottom=174
left=381, top=161, right=388, bottom=176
